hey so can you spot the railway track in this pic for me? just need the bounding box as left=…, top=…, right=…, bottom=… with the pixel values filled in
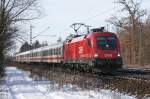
left=98, top=69, right=150, bottom=81
left=11, top=63, right=150, bottom=82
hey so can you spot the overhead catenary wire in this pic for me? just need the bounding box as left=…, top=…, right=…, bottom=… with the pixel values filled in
left=56, top=6, right=117, bottom=35
left=32, top=4, right=117, bottom=42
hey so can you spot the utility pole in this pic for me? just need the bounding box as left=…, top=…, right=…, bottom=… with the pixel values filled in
left=30, top=25, right=33, bottom=45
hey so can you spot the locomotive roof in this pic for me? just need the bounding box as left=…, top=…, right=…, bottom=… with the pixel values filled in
left=66, top=32, right=117, bottom=44
left=70, top=35, right=86, bottom=43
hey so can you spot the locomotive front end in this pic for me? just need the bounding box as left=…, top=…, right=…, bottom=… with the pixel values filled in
left=92, top=32, right=123, bottom=72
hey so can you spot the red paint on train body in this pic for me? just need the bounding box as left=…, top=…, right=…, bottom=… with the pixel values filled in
left=64, top=30, right=122, bottom=72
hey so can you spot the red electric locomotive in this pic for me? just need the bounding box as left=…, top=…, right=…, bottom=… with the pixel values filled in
left=64, top=28, right=123, bottom=72
left=14, top=28, right=123, bottom=73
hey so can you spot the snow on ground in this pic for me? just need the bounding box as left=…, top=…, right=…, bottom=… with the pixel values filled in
left=0, top=67, right=135, bottom=99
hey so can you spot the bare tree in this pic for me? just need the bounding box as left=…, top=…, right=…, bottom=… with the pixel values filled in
left=108, top=0, right=146, bottom=30
left=107, top=0, right=147, bottom=65
left=0, top=0, right=40, bottom=76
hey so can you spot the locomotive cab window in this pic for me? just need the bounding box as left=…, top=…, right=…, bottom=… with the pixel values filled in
left=96, top=36, right=116, bottom=50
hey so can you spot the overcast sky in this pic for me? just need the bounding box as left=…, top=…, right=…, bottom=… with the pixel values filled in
left=18, top=0, right=150, bottom=47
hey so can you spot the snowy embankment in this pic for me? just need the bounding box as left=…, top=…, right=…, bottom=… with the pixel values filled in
left=0, top=67, right=134, bottom=99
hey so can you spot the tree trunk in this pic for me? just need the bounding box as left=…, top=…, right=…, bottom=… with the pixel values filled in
left=0, top=50, right=5, bottom=77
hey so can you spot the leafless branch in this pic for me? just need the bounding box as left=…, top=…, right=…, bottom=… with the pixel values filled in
left=0, top=0, right=40, bottom=57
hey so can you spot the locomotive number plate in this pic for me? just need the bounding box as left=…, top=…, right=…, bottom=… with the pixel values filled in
left=104, top=54, right=112, bottom=57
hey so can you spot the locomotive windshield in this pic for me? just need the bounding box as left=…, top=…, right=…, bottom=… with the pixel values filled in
left=96, top=36, right=116, bottom=50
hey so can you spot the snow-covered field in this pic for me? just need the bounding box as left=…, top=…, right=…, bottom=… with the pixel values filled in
left=0, top=67, right=135, bottom=99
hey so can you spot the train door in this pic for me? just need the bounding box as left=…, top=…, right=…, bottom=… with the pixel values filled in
left=72, top=43, right=76, bottom=63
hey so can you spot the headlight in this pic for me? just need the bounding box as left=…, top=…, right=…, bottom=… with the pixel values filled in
left=117, top=53, right=121, bottom=57
left=94, top=53, right=99, bottom=58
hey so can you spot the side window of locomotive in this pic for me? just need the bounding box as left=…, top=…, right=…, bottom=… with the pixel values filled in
left=87, top=39, right=92, bottom=47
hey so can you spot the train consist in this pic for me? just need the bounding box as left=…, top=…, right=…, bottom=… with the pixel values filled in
left=14, top=28, right=123, bottom=73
